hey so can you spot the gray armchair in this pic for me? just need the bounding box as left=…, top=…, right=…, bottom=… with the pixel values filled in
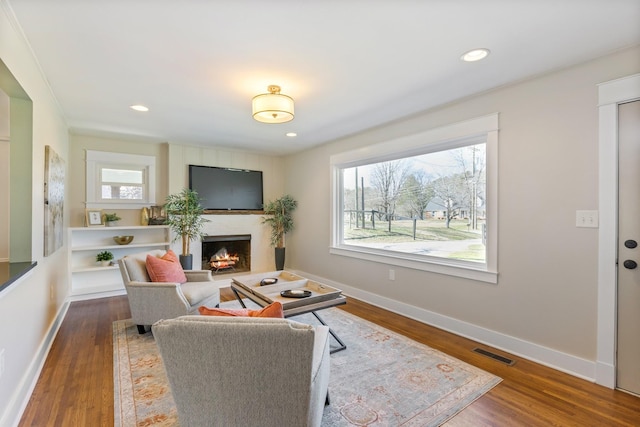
left=152, top=315, right=330, bottom=427
left=118, top=250, right=220, bottom=334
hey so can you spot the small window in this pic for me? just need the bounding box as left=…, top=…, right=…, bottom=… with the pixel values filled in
left=86, top=151, right=155, bottom=209
left=100, top=166, right=145, bottom=201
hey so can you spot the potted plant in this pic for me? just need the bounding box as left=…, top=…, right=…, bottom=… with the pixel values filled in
left=96, top=250, right=114, bottom=266
left=164, top=188, right=209, bottom=269
left=104, top=213, right=121, bottom=227
left=262, top=194, right=298, bottom=270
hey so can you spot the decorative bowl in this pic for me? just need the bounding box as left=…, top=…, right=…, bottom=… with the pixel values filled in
left=113, top=235, right=134, bottom=245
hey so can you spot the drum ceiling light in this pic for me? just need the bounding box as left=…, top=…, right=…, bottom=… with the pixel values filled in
left=252, top=85, right=294, bottom=123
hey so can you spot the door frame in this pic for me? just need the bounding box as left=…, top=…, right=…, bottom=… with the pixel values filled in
left=597, top=73, right=640, bottom=388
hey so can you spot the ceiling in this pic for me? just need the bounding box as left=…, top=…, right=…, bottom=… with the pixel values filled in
left=5, top=0, right=640, bottom=156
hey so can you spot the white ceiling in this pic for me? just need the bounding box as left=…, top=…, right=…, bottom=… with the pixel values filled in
left=6, top=0, right=640, bottom=155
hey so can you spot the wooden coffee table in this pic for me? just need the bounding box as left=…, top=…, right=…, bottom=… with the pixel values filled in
left=231, top=271, right=347, bottom=353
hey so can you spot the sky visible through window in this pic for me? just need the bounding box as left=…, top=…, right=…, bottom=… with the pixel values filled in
left=343, top=149, right=463, bottom=190
left=102, top=168, right=143, bottom=184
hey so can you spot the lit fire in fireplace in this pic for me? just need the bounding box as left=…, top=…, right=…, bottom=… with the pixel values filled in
left=210, top=247, right=240, bottom=270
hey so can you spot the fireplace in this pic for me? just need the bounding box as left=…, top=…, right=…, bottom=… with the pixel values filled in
left=201, top=234, right=251, bottom=274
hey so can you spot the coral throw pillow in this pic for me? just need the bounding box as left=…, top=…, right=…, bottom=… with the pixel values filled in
left=146, top=249, right=187, bottom=284
left=199, top=301, right=284, bottom=318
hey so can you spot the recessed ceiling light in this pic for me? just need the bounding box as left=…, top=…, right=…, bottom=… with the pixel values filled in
left=461, top=48, right=490, bottom=62
left=286, top=132, right=297, bottom=137
left=130, top=104, right=149, bottom=112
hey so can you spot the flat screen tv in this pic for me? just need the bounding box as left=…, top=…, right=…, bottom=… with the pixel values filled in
left=189, top=165, right=263, bottom=211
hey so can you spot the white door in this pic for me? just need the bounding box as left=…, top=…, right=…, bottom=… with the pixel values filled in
left=617, top=99, right=640, bottom=395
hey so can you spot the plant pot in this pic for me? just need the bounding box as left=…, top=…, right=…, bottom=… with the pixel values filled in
left=275, top=247, right=285, bottom=271
left=99, top=260, right=111, bottom=267
left=106, top=221, right=118, bottom=227
left=180, top=254, right=193, bottom=270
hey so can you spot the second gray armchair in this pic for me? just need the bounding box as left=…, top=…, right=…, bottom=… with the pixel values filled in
left=153, top=315, right=331, bottom=427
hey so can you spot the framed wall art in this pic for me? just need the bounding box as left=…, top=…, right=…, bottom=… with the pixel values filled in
left=44, top=145, right=65, bottom=256
left=85, top=209, right=104, bottom=227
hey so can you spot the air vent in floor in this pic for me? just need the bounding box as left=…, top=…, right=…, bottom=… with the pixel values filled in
left=472, top=347, right=515, bottom=366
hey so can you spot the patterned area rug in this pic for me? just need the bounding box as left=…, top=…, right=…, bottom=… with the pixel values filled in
left=114, top=306, right=501, bottom=426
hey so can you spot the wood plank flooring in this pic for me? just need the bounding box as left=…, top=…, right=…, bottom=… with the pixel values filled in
left=19, top=289, right=640, bottom=426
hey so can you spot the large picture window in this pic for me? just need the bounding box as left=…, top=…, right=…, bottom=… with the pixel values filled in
left=330, top=114, right=498, bottom=283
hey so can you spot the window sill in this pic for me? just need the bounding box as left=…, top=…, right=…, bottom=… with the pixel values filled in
left=86, top=202, right=153, bottom=210
left=329, top=245, right=498, bottom=283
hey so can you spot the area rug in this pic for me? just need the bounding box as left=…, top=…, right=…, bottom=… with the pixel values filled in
left=114, top=306, right=501, bottom=426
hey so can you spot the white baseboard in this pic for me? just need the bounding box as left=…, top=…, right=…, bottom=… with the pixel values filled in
left=294, top=269, right=597, bottom=382
left=2, top=301, right=69, bottom=427
left=596, top=361, right=616, bottom=388
left=67, top=288, right=127, bottom=302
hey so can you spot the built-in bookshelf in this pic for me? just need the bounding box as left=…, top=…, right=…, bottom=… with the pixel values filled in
left=68, top=225, right=170, bottom=298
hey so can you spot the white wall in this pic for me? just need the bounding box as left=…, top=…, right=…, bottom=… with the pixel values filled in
left=0, top=139, right=7, bottom=262
left=284, top=46, right=640, bottom=380
left=0, top=139, right=9, bottom=262
left=0, top=89, right=7, bottom=138
left=0, top=89, right=8, bottom=260
left=0, top=2, right=70, bottom=426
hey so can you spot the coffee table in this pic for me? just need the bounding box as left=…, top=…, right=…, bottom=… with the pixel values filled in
left=231, top=271, right=347, bottom=353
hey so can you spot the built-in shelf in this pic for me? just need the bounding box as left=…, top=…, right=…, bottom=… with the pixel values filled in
left=68, top=225, right=170, bottom=297
left=72, top=242, right=169, bottom=252
left=72, top=265, right=120, bottom=273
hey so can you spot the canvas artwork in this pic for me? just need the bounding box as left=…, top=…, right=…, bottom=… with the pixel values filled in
left=44, top=145, right=65, bottom=256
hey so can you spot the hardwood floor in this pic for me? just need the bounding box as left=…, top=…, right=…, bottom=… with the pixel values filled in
left=19, top=289, right=640, bottom=426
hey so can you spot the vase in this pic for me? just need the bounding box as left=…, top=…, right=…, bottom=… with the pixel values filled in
left=275, top=247, right=285, bottom=271
left=180, top=254, right=193, bottom=270
left=140, top=207, right=149, bottom=226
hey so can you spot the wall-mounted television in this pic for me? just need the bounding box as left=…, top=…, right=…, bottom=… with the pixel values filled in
left=189, top=165, right=263, bottom=211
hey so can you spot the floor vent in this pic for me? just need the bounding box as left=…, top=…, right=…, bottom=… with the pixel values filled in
left=472, top=347, right=516, bottom=366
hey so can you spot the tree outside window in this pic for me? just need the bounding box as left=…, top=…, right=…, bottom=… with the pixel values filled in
left=341, top=144, right=486, bottom=263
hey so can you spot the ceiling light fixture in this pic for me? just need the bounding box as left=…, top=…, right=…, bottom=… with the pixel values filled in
left=461, top=48, right=490, bottom=62
left=286, top=132, right=297, bottom=137
left=130, top=104, right=149, bottom=112
left=252, top=85, right=294, bottom=123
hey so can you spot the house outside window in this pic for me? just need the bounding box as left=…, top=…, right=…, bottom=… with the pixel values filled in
left=100, top=166, right=145, bottom=201
left=330, top=114, right=498, bottom=283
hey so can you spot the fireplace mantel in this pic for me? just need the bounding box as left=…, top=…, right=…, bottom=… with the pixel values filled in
left=204, top=210, right=264, bottom=215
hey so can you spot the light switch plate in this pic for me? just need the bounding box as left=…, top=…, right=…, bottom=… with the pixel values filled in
left=576, top=210, right=599, bottom=228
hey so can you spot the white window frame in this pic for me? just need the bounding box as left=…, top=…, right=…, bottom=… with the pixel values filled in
left=330, top=114, right=499, bottom=283
left=86, top=150, right=156, bottom=209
